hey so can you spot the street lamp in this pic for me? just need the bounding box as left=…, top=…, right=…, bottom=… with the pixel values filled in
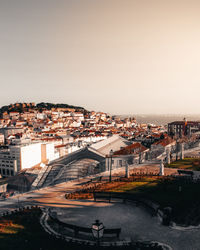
left=92, top=220, right=104, bottom=246
left=109, top=149, right=113, bottom=182
left=17, top=195, right=20, bottom=208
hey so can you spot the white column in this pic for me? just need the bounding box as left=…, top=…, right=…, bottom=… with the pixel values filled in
left=166, top=147, right=171, bottom=164
left=125, top=162, right=130, bottom=178
left=180, top=143, right=184, bottom=160
left=105, top=157, right=109, bottom=171
left=139, top=152, right=142, bottom=164
left=159, top=159, right=164, bottom=176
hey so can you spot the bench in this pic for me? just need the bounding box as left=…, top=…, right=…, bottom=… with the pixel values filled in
left=93, top=192, right=112, bottom=202
left=91, top=176, right=103, bottom=182
left=178, top=170, right=194, bottom=176
left=73, top=226, right=121, bottom=238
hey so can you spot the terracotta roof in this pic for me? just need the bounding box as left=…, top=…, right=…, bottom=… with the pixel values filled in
left=153, top=137, right=175, bottom=147
left=113, top=142, right=147, bottom=156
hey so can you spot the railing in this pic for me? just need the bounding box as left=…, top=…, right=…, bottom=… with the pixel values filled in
left=48, top=211, right=121, bottom=238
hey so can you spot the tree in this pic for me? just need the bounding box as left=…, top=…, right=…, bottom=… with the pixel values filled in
left=160, top=133, right=165, bottom=140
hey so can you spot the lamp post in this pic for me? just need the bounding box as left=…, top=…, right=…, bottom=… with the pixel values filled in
left=109, top=149, right=113, bottom=182
left=175, top=136, right=179, bottom=161
left=17, top=195, right=20, bottom=208
left=92, top=220, right=104, bottom=246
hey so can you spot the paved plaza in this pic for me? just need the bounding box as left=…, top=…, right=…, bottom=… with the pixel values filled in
left=1, top=163, right=200, bottom=249
left=50, top=200, right=200, bottom=250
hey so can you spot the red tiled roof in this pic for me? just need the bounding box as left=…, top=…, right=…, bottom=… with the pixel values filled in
left=153, top=137, right=175, bottom=147
left=113, top=142, right=147, bottom=156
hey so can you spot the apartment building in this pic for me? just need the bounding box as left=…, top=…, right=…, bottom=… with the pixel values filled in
left=0, top=141, right=57, bottom=177
left=168, top=120, right=200, bottom=138
left=0, top=151, right=17, bottom=177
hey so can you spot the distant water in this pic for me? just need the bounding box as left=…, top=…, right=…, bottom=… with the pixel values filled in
left=122, top=114, right=200, bottom=126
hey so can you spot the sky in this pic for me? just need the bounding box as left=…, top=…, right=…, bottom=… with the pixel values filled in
left=0, top=0, right=200, bottom=115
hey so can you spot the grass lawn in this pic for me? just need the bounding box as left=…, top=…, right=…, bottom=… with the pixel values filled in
left=166, top=158, right=200, bottom=171
left=107, top=178, right=200, bottom=225
left=0, top=208, right=70, bottom=250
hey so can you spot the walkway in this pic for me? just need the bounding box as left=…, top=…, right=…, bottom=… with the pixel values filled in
left=50, top=199, right=200, bottom=250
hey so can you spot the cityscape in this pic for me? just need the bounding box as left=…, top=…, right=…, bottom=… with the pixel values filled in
left=0, top=102, right=200, bottom=249
left=1, top=1, right=200, bottom=250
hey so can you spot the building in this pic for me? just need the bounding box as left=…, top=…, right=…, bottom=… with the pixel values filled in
left=168, top=120, right=200, bottom=138
left=150, top=137, right=176, bottom=158
left=107, top=142, right=149, bottom=168
left=0, top=150, right=17, bottom=177
left=0, top=133, right=4, bottom=144
left=0, top=127, right=24, bottom=141
left=91, top=134, right=131, bottom=156
left=0, top=142, right=58, bottom=177
left=0, top=182, right=8, bottom=194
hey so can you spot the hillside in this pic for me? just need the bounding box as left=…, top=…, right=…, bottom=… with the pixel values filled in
left=0, top=102, right=87, bottom=116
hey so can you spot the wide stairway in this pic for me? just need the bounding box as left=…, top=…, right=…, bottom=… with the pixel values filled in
left=52, top=158, right=99, bottom=185
left=31, top=165, right=63, bottom=189
left=40, top=165, right=64, bottom=187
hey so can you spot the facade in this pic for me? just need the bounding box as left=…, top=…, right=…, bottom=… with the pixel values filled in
left=10, top=143, right=43, bottom=172
left=0, top=142, right=57, bottom=177
left=0, top=151, right=17, bottom=177
left=0, top=127, right=24, bottom=140
left=168, top=121, right=200, bottom=138
left=0, top=183, right=8, bottom=193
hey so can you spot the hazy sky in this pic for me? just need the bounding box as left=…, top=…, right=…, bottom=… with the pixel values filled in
left=1, top=0, right=200, bottom=114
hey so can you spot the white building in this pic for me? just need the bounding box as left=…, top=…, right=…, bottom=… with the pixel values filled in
left=37, top=113, right=47, bottom=120
left=10, top=143, right=42, bottom=172
left=0, top=133, right=4, bottom=144
left=0, top=142, right=58, bottom=177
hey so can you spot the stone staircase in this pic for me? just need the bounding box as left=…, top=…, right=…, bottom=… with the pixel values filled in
left=31, top=165, right=49, bottom=189
left=52, top=159, right=99, bottom=185
left=41, top=165, right=64, bottom=187
left=51, top=162, right=77, bottom=185
left=32, top=157, right=101, bottom=189
left=31, top=164, right=69, bottom=189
